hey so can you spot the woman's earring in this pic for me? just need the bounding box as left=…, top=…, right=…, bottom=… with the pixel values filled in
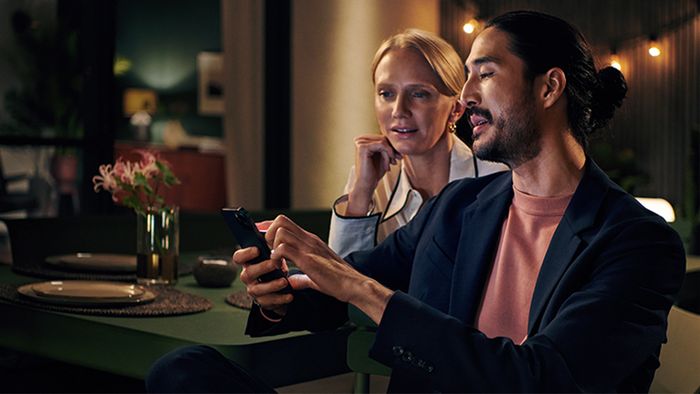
left=448, top=123, right=457, bottom=133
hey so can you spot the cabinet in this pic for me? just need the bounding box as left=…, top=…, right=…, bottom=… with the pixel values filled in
left=115, top=143, right=226, bottom=213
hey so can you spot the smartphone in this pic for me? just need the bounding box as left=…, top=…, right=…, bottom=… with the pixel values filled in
left=221, top=207, right=291, bottom=292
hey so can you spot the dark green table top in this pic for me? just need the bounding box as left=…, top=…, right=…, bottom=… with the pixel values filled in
left=0, top=264, right=349, bottom=386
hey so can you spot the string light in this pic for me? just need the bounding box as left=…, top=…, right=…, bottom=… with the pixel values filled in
left=648, top=45, right=661, bottom=57
left=609, top=48, right=622, bottom=71
left=463, top=19, right=479, bottom=35
left=648, top=35, right=661, bottom=57
left=610, top=57, right=622, bottom=71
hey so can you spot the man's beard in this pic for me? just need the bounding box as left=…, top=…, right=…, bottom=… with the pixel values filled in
left=470, top=96, right=541, bottom=168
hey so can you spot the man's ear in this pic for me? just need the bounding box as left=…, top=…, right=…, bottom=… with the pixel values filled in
left=539, top=68, right=567, bottom=109
left=449, top=98, right=467, bottom=123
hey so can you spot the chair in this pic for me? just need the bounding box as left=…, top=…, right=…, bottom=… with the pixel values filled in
left=650, top=306, right=700, bottom=393
left=650, top=269, right=700, bottom=393
left=5, top=210, right=332, bottom=267
left=5, top=215, right=135, bottom=266
left=0, top=155, right=38, bottom=215
left=347, top=305, right=391, bottom=394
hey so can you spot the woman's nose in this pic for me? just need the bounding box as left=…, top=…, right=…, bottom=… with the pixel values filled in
left=392, top=94, right=410, bottom=118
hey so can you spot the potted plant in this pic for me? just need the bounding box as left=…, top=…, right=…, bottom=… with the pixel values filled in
left=0, top=9, right=84, bottom=211
left=675, top=125, right=700, bottom=254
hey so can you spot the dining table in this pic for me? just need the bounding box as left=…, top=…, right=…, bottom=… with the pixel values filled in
left=0, top=262, right=350, bottom=388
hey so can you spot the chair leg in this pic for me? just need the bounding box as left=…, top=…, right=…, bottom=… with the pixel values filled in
left=353, top=372, right=370, bottom=394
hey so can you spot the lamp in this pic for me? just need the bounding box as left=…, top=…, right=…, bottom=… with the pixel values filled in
left=462, top=19, right=479, bottom=35
left=123, top=88, right=157, bottom=116
left=123, top=88, right=158, bottom=141
left=609, top=47, right=622, bottom=71
left=635, top=197, right=675, bottom=222
left=648, top=35, right=661, bottom=57
left=610, top=58, right=622, bottom=71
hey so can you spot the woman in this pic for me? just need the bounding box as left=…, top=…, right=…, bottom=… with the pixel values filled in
left=328, top=29, right=507, bottom=257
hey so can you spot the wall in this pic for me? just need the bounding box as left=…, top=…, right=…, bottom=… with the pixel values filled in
left=291, top=0, right=440, bottom=209
left=221, top=0, right=264, bottom=209
left=442, top=0, right=699, bottom=215
left=115, top=0, right=222, bottom=140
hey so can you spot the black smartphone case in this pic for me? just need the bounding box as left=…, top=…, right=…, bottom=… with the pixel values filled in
left=221, top=207, right=291, bottom=291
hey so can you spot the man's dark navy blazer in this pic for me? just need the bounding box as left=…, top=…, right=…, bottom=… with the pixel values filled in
left=248, top=159, right=685, bottom=392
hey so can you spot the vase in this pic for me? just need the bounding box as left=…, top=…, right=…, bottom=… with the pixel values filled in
left=136, top=207, right=179, bottom=285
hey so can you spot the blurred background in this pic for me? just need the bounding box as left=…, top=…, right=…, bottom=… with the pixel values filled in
left=0, top=0, right=697, bottom=241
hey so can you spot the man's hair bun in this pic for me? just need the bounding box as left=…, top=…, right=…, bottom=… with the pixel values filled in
left=590, top=66, right=628, bottom=131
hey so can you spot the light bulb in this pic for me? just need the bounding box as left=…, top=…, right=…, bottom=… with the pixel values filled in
left=648, top=35, right=661, bottom=57
left=648, top=45, right=661, bottom=57
left=463, top=19, right=478, bottom=35
left=611, top=59, right=622, bottom=70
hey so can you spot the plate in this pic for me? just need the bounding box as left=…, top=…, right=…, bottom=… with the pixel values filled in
left=17, top=280, right=156, bottom=307
left=45, top=253, right=137, bottom=273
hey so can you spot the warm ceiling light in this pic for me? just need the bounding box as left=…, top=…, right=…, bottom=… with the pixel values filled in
left=610, top=59, right=622, bottom=70
left=648, top=35, right=661, bottom=57
left=609, top=51, right=622, bottom=71
left=463, top=19, right=478, bottom=34
left=648, top=45, right=661, bottom=57
left=608, top=47, right=622, bottom=71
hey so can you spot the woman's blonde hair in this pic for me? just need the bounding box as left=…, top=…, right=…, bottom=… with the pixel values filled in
left=371, top=29, right=465, bottom=97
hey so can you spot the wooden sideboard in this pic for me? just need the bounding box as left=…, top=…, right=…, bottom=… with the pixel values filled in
left=114, top=142, right=226, bottom=213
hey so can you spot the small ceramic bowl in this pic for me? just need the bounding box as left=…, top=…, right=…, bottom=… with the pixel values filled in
left=193, top=256, right=239, bottom=288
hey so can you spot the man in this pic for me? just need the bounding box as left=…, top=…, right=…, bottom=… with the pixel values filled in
left=147, top=11, right=684, bottom=393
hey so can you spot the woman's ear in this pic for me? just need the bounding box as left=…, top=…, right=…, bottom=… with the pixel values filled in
left=539, top=67, right=567, bottom=109
left=449, top=98, right=467, bottom=123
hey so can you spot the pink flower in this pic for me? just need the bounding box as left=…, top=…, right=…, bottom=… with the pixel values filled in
left=92, top=149, right=180, bottom=215
left=92, top=164, right=117, bottom=193
left=136, top=149, right=160, bottom=179
left=113, top=157, right=138, bottom=185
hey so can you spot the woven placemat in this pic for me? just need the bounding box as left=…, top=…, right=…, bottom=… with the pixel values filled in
left=225, top=290, right=253, bottom=310
left=11, top=258, right=195, bottom=282
left=0, top=283, right=212, bottom=317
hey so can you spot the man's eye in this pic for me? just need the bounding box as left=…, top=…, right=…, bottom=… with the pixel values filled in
left=378, top=91, right=394, bottom=99
left=479, top=72, right=494, bottom=79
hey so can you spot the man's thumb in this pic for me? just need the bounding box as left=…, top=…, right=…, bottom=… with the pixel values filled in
left=287, top=274, right=315, bottom=290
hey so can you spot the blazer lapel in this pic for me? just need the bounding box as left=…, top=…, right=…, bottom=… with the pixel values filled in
left=449, top=173, right=513, bottom=324
left=527, top=159, right=611, bottom=334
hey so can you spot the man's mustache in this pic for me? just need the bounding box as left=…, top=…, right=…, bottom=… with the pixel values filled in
left=466, top=107, right=493, bottom=122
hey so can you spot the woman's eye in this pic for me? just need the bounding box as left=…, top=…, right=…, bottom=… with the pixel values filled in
left=412, top=90, right=430, bottom=98
left=479, top=72, right=494, bottom=80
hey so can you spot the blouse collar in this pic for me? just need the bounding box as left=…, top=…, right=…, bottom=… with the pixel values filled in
left=383, top=135, right=476, bottom=219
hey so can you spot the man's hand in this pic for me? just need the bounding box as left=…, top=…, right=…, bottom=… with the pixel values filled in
left=233, top=245, right=293, bottom=317
left=266, top=215, right=394, bottom=324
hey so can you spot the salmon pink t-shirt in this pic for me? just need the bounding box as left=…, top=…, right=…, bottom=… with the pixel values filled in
left=474, top=186, right=573, bottom=344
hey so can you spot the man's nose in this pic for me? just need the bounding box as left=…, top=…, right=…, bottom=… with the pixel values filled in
left=460, top=79, right=480, bottom=108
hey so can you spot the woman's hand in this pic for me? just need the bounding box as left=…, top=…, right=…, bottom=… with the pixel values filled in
left=266, top=215, right=393, bottom=324
left=347, top=134, right=402, bottom=216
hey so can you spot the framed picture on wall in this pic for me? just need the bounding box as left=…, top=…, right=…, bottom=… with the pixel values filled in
left=197, top=52, right=224, bottom=115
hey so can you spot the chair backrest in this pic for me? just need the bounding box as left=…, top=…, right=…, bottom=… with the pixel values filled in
left=650, top=269, right=700, bottom=393
left=5, top=210, right=332, bottom=266
left=651, top=305, right=700, bottom=393
left=0, top=150, right=39, bottom=214
left=0, top=151, right=9, bottom=196
left=6, top=215, right=135, bottom=265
